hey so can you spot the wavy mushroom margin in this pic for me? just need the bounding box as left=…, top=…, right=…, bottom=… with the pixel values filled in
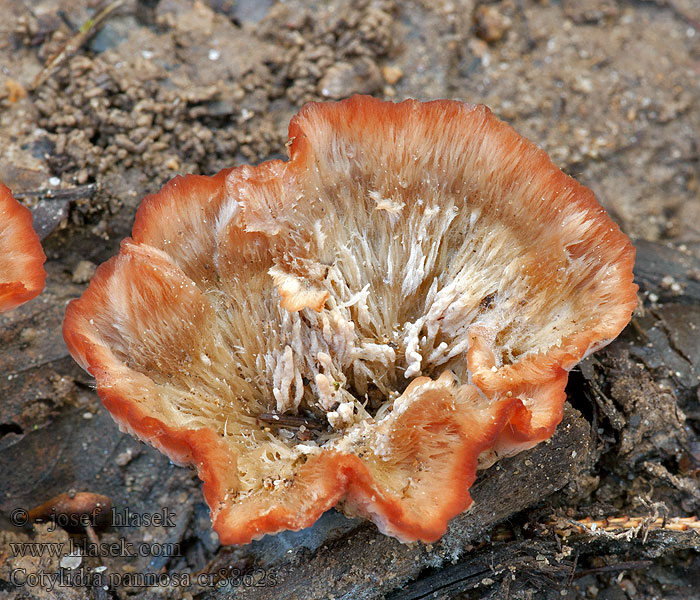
left=0, top=183, right=46, bottom=312
left=63, top=96, right=638, bottom=544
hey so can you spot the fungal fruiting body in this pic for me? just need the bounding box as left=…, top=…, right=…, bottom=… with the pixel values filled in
left=63, top=96, right=637, bottom=544
left=0, top=183, right=46, bottom=312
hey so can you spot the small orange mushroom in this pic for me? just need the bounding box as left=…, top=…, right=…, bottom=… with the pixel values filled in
left=0, top=183, right=46, bottom=312
left=63, top=96, right=637, bottom=544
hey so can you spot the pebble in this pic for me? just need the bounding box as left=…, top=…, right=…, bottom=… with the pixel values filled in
left=72, top=260, right=97, bottom=284
left=474, top=5, right=511, bottom=44
left=60, top=552, right=82, bottom=570
left=381, top=65, right=403, bottom=86
left=318, top=59, right=383, bottom=99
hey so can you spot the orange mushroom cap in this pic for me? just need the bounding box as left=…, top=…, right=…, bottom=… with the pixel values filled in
left=0, top=183, right=46, bottom=312
left=63, top=96, right=637, bottom=544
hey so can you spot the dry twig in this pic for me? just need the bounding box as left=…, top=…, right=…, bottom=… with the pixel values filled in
left=551, top=515, right=700, bottom=540
left=31, top=1, right=126, bottom=91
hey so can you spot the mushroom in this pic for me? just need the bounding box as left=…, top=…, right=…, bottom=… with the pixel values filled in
left=0, top=183, right=46, bottom=312
left=63, top=96, right=637, bottom=544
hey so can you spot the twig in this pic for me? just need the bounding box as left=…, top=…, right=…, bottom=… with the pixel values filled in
left=551, top=515, right=700, bottom=537
left=14, top=184, right=96, bottom=202
left=31, top=0, right=126, bottom=91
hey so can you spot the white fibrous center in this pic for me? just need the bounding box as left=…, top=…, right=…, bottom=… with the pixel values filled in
left=104, top=116, right=616, bottom=496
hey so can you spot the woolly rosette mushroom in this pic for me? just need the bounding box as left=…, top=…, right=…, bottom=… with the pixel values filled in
left=0, top=183, right=46, bottom=312
left=63, top=96, right=637, bottom=544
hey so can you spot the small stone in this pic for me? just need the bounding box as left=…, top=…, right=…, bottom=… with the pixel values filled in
left=32, top=197, right=70, bottom=240
left=318, top=59, right=383, bottom=99
left=60, top=552, right=82, bottom=570
left=474, top=5, right=511, bottom=44
left=72, top=260, right=97, bottom=284
left=381, top=65, right=403, bottom=86
left=20, top=327, right=38, bottom=344
left=572, top=75, right=593, bottom=94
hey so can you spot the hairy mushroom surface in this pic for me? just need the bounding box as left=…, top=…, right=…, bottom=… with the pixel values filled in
left=63, top=96, right=637, bottom=544
left=0, top=183, right=46, bottom=312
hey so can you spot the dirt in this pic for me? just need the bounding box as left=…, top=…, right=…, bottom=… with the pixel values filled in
left=0, top=0, right=698, bottom=599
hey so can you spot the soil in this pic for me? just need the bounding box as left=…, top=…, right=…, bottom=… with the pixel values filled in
left=0, top=1, right=698, bottom=599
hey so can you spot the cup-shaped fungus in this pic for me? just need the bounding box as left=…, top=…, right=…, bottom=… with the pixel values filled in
left=63, top=96, right=637, bottom=544
left=0, top=183, right=46, bottom=312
